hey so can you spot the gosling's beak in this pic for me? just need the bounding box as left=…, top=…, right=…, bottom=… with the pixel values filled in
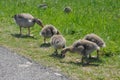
left=12, top=14, right=16, bottom=18
left=60, top=54, right=65, bottom=58
left=38, top=20, right=44, bottom=27
left=12, top=15, right=14, bottom=18
left=40, top=23, right=44, bottom=28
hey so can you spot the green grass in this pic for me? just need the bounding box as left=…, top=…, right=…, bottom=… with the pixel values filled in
left=0, top=0, right=120, bottom=80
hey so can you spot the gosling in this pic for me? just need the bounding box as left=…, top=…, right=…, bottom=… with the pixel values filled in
left=84, top=33, right=106, bottom=58
left=13, top=13, right=43, bottom=36
left=61, top=39, right=100, bottom=64
left=50, top=35, right=66, bottom=55
left=40, top=25, right=59, bottom=43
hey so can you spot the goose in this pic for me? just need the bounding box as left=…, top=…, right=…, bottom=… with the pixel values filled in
left=60, top=39, right=100, bottom=64
left=84, top=33, right=106, bottom=58
left=13, top=13, right=43, bottom=36
left=40, top=24, right=59, bottom=43
left=50, top=35, right=66, bottom=55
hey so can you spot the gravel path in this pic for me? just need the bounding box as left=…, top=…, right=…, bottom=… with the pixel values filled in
left=0, top=47, right=70, bottom=80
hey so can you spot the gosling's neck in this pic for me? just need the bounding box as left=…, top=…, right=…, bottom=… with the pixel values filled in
left=34, top=18, right=44, bottom=27
left=64, top=47, right=74, bottom=53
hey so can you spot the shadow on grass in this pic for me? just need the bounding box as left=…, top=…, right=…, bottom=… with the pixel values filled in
left=11, top=33, right=35, bottom=39
left=49, top=53, right=62, bottom=59
left=60, top=57, right=103, bottom=67
left=102, top=52, right=114, bottom=57
left=40, top=43, right=51, bottom=48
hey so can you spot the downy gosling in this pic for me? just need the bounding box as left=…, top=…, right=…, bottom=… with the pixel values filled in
left=84, top=33, right=106, bottom=58
left=13, top=13, right=43, bottom=36
left=61, top=39, right=100, bottom=64
left=50, top=35, right=66, bottom=55
left=40, top=25, right=59, bottom=43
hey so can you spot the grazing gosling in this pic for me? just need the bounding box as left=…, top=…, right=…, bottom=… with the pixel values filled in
left=50, top=35, right=66, bottom=55
left=13, top=13, right=43, bottom=36
left=40, top=25, right=59, bottom=43
left=84, top=33, right=106, bottom=58
left=61, top=39, right=100, bottom=64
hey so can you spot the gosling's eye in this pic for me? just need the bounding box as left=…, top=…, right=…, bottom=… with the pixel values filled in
left=99, top=42, right=103, bottom=46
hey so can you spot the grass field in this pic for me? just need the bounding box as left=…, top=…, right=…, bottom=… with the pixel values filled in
left=0, top=0, right=120, bottom=80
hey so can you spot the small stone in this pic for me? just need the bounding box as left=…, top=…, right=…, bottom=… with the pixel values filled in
left=38, top=4, right=48, bottom=9
left=18, top=61, right=32, bottom=68
left=64, top=6, right=72, bottom=13
left=54, top=72, right=62, bottom=76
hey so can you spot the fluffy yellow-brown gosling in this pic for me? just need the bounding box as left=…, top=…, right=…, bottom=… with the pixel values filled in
left=50, top=35, right=66, bottom=55
left=40, top=25, right=59, bottom=43
left=84, top=33, right=106, bottom=58
left=13, top=13, right=43, bottom=36
left=61, top=39, right=100, bottom=64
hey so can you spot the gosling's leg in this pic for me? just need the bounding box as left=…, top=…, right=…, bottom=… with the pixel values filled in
left=81, top=56, right=87, bottom=66
left=44, top=38, right=46, bottom=43
left=53, top=49, right=58, bottom=56
left=89, top=54, right=92, bottom=59
left=82, top=55, right=89, bottom=66
left=97, top=50, right=99, bottom=59
left=19, top=26, right=22, bottom=36
left=81, top=56, right=84, bottom=65
left=28, top=27, right=30, bottom=36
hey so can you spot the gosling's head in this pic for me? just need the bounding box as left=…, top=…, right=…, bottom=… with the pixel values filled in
left=56, top=30, right=60, bottom=35
left=34, top=18, right=44, bottom=27
left=98, top=42, right=106, bottom=47
left=60, top=48, right=69, bottom=58
left=12, top=14, right=17, bottom=19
